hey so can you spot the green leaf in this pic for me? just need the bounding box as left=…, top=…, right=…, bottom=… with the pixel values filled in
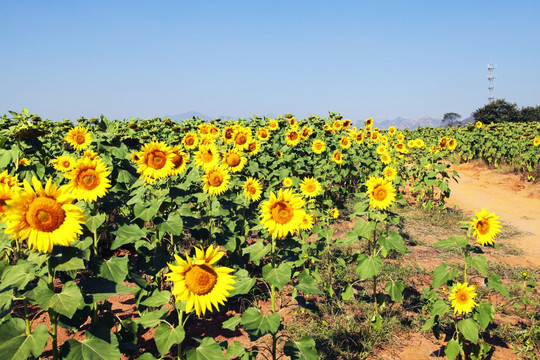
left=262, top=263, right=291, bottom=290
left=296, top=270, right=322, bottom=295
left=356, top=255, right=382, bottom=280
left=341, top=284, right=354, bottom=301
left=33, top=281, right=83, bottom=318
left=433, top=236, right=468, bottom=250
left=135, top=307, right=169, bottom=328
left=85, top=212, right=106, bottom=233
left=134, top=198, right=165, bottom=221
left=444, top=339, right=461, bottom=360
left=156, top=212, right=184, bottom=236
left=242, top=241, right=270, bottom=266
left=79, top=277, right=133, bottom=302
left=0, top=324, right=49, bottom=360
left=0, top=263, right=35, bottom=291
left=139, top=290, right=172, bottom=308
left=241, top=307, right=281, bottom=340
left=0, top=292, right=13, bottom=318
left=228, top=269, right=255, bottom=297
left=62, top=325, right=120, bottom=360
left=486, top=273, right=509, bottom=298
left=221, top=316, right=242, bottom=331
left=432, top=263, right=458, bottom=288
left=346, top=219, right=374, bottom=241
left=458, top=318, right=479, bottom=344
left=99, top=255, right=129, bottom=283
left=154, top=323, right=185, bottom=357
left=186, top=337, right=227, bottom=360
left=50, top=247, right=86, bottom=272
left=465, top=255, right=488, bottom=276
left=112, top=224, right=147, bottom=250
left=379, top=231, right=407, bottom=254
left=283, top=336, right=318, bottom=360
left=432, top=299, right=450, bottom=317
left=474, top=301, right=495, bottom=330
left=225, top=341, right=246, bottom=359
left=384, top=281, right=404, bottom=302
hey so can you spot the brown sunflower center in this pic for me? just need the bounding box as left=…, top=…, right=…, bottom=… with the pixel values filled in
left=77, top=168, right=100, bottom=190
left=373, top=185, right=387, bottom=201
left=208, top=172, right=223, bottom=187
left=226, top=153, right=241, bottom=167
left=171, top=153, right=184, bottom=168
left=334, top=153, right=342, bottom=160
left=305, top=183, right=316, bottom=193
left=288, top=132, right=298, bottom=141
left=315, top=142, right=322, bottom=150
left=458, top=292, right=468, bottom=302
left=236, top=134, right=247, bottom=145
left=260, top=130, right=268, bottom=138
left=185, top=137, right=195, bottom=146
left=248, top=185, right=257, bottom=195
left=271, top=201, right=294, bottom=224
left=248, top=142, right=257, bottom=152
left=148, top=150, right=167, bottom=169
left=63, top=161, right=71, bottom=168
left=202, top=150, right=214, bottom=163
left=26, top=197, right=66, bottom=233
left=476, top=220, right=490, bottom=235
left=75, top=135, right=86, bottom=144
left=225, top=129, right=234, bottom=139
left=185, top=265, right=218, bottom=295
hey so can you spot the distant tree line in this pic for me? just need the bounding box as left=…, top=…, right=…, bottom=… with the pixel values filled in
left=443, top=99, right=540, bottom=127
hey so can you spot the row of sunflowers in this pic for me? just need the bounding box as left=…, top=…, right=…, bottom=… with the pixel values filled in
left=0, top=109, right=526, bottom=359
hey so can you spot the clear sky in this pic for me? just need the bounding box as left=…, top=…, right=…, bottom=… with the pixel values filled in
left=1, top=1, right=539, bottom=123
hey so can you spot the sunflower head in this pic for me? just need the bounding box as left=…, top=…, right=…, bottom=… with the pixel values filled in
left=202, top=165, right=230, bottom=196
left=243, top=177, right=263, bottom=202
left=448, top=282, right=478, bottom=315
left=340, top=136, right=352, bottom=149
left=0, top=170, right=19, bottom=187
left=329, top=208, right=339, bottom=219
left=169, top=146, right=189, bottom=176
left=470, top=208, right=501, bottom=246
left=223, top=150, right=247, bottom=173
left=332, top=150, right=343, bottom=165
left=64, top=157, right=112, bottom=202
left=65, top=126, right=92, bottom=151
left=137, top=141, right=175, bottom=182
left=299, top=177, right=322, bottom=198
left=257, top=127, right=270, bottom=141
left=183, top=132, right=199, bottom=150
left=312, top=139, right=326, bottom=154
left=366, top=176, right=396, bottom=210
left=166, top=245, right=235, bottom=317
left=259, top=188, right=306, bottom=239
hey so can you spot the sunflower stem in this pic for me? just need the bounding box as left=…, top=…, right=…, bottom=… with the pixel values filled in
left=270, top=237, right=277, bottom=313
left=47, top=256, right=59, bottom=360
left=271, top=333, right=278, bottom=360
left=23, top=297, right=30, bottom=335
left=372, top=222, right=378, bottom=313
left=463, top=246, right=469, bottom=284
left=177, top=308, right=184, bottom=360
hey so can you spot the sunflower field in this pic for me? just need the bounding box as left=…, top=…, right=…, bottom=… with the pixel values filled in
left=0, top=109, right=537, bottom=359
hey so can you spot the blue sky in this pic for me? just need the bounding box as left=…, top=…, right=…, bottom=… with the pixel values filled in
left=1, top=1, right=539, bottom=123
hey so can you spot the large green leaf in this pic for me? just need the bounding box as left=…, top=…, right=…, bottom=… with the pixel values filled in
left=0, top=324, right=49, bottom=360
left=33, top=281, right=83, bottom=318
left=154, top=323, right=185, bottom=357
left=155, top=212, right=184, bottom=236
left=99, top=255, right=129, bottom=283
left=241, top=307, right=281, bottom=340
left=458, top=318, right=478, bottom=344
left=112, top=224, right=147, bottom=250
left=221, top=317, right=242, bottom=331
left=85, top=212, right=106, bottom=233
left=444, top=339, right=462, bottom=360
left=474, top=301, right=495, bottom=330
left=486, top=273, right=509, bottom=298
left=228, top=269, right=255, bottom=297
left=379, top=231, right=407, bottom=254
left=433, top=236, right=468, bottom=250
left=356, top=255, right=382, bottom=280
left=134, top=198, right=165, bottom=221
left=465, top=255, right=488, bottom=276
left=79, top=277, right=133, bottom=302
left=62, top=325, right=120, bottom=360
left=283, top=336, right=318, bottom=360
left=139, top=290, right=172, bottom=307
left=384, top=281, right=404, bottom=302
left=295, top=270, right=322, bottom=295
left=0, top=262, right=35, bottom=291
left=262, top=263, right=291, bottom=290
left=432, top=263, right=459, bottom=288
left=186, top=337, right=227, bottom=360
left=242, top=241, right=270, bottom=266
left=135, top=307, right=169, bottom=328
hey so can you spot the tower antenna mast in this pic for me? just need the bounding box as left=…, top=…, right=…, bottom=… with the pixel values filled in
left=487, top=64, right=496, bottom=103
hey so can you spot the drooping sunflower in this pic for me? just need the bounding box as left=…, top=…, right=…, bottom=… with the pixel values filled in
left=259, top=188, right=306, bottom=239
left=64, top=157, right=111, bottom=202
left=299, top=177, right=322, bottom=198
left=65, top=126, right=92, bottom=151
left=183, top=132, right=199, bottom=150
left=312, top=139, right=326, bottom=154
left=202, top=165, right=230, bottom=196
left=470, top=208, right=501, bottom=246
left=332, top=150, right=344, bottom=165
left=166, top=245, right=235, bottom=317
left=285, top=129, right=301, bottom=147
left=384, top=166, right=397, bottom=181
left=169, top=146, right=189, bottom=176
left=223, top=150, right=247, bottom=173
left=51, top=155, right=75, bottom=173
left=3, top=177, right=85, bottom=253
left=340, top=136, right=352, bottom=149
left=448, top=282, right=478, bottom=315
left=194, top=144, right=220, bottom=171
left=366, top=176, right=396, bottom=210
left=136, top=141, right=175, bottom=182
left=243, top=177, right=263, bottom=202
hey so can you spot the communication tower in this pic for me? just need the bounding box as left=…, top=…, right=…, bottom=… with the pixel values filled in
left=487, top=64, right=496, bottom=103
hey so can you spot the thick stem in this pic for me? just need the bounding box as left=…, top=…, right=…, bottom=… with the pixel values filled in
left=177, top=309, right=184, bottom=360
left=372, top=223, right=378, bottom=313
left=271, top=333, right=278, bottom=360
left=47, top=257, right=59, bottom=360
left=271, top=237, right=277, bottom=313
left=24, top=297, right=30, bottom=335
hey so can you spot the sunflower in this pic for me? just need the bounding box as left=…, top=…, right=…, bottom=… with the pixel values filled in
left=257, top=127, right=270, bottom=142
left=52, top=155, right=76, bottom=173
left=19, top=158, right=30, bottom=166
left=376, top=145, right=386, bottom=155
left=470, top=208, right=501, bottom=246
left=300, top=126, right=313, bottom=140
left=136, top=141, right=175, bottom=181
left=199, top=134, right=215, bottom=146
left=183, top=132, right=199, bottom=150
left=366, top=176, right=396, bottom=210
left=247, top=140, right=261, bottom=155
left=282, top=177, right=293, bottom=188
left=332, top=150, right=344, bottom=165
left=329, top=208, right=339, bottom=219
left=439, top=137, right=448, bottom=149
left=222, top=125, right=237, bottom=144
left=223, top=150, right=247, bottom=173
left=259, top=188, right=306, bottom=239
left=312, top=139, right=326, bottom=154
left=232, top=127, right=252, bottom=150
left=65, top=126, right=92, bottom=151
left=395, top=143, right=406, bottom=153
left=64, top=157, right=111, bottom=202
left=342, top=119, right=352, bottom=129
left=166, top=245, right=235, bottom=317
left=209, top=124, right=220, bottom=137
left=288, top=117, right=299, bottom=129
left=268, top=119, right=279, bottom=131
left=476, top=121, right=482, bottom=128
left=384, top=166, right=397, bottom=181
left=0, top=182, right=20, bottom=219
left=194, top=144, right=220, bottom=170
left=414, top=138, right=425, bottom=148
left=355, top=131, right=365, bottom=144
left=387, top=126, right=397, bottom=136
left=407, top=140, right=415, bottom=148
left=533, top=137, right=540, bottom=146
left=448, top=282, right=478, bottom=315
left=0, top=170, right=19, bottom=188
left=243, top=177, right=263, bottom=202
left=169, top=146, right=189, bottom=176
left=276, top=150, right=283, bottom=158
left=3, top=177, right=85, bottom=253
left=396, top=133, right=405, bottom=142
left=371, top=131, right=380, bottom=142
left=323, top=124, right=331, bottom=132
left=299, top=177, right=322, bottom=198
left=448, top=138, right=458, bottom=150
left=340, top=136, right=352, bottom=149
left=380, top=152, right=392, bottom=165
left=299, top=213, right=315, bottom=231
left=285, top=129, right=301, bottom=147
left=202, top=165, right=230, bottom=196
left=198, top=123, right=210, bottom=135
left=365, top=118, right=373, bottom=128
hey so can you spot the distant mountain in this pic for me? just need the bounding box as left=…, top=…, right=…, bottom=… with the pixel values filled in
left=374, top=116, right=442, bottom=130
left=459, top=115, right=475, bottom=125
left=168, top=111, right=212, bottom=122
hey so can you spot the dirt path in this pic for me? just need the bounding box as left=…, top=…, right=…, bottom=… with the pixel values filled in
left=447, top=161, right=540, bottom=268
